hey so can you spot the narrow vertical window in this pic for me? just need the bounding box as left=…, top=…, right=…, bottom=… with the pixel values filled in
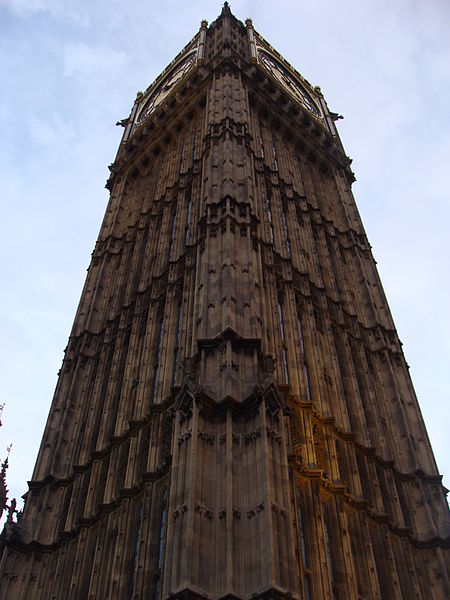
left=283, top=349, right=290, bottom=384
left=272, top=140, right=279, bottom=171
left=266, top=186, right=274, bottom=243
left=169, top=213, right=177, bottom=261
left=185, top=196, right=192, bottom=247
left=297, top=504, right=308, bottom=567
left=193, top=128, right=199, bottom=160
left=324, top=517, right=334, bottom=581
left=154, top=577, right=161, bottom=600
left=258, top=120, right=265, bottom=157
left=172, top=352, right=179, bottom=386
left=296, top=489, right=311, bottom=598
left=179, top=141, right=185, bottom=173
left=158, top=487, right=168, bottom=569
left=323, top=508, right=337, bottom=598
left=130, top=502, right=143, bottom=596
left=278, top=302, right=289, bottom=384
left=153, top=487, right=168, bottom=600
left=282, top=205, right=291, bottom=257
left=297, top=316, right=305, bottom=356
left=278, top=303, right=286, bottom=342
left=175, top=302, right=182, bottom=342
left=172, top=302, right=182, bottom=386
left=152, top=318, right=164, bottom=403
left=151, top=364, right=159, bottom=404
left=156, top=319, right=163, bottom=355
left=298, top=315, right=311, bottom=400
left=304, top=576, right=312, bottom=600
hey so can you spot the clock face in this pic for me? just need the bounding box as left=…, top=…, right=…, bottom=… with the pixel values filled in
left=258, top=50, right=321, bottom=118
left=137, top=51, right=196, bottom=123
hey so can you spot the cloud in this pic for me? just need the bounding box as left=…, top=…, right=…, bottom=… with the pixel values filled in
left=1, top=0, right=59, bottom=15
left=63, top=42, right=128, bottom=79
left=26, top=112, right=70, bottom=146
left=0, top=0, right=90, bottom=24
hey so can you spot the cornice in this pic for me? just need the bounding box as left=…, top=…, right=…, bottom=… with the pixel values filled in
left=107, top=52, right=351, bottom=191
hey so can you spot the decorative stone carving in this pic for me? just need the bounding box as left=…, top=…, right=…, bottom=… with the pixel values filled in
left=244, top=427, right=261, bottom=444
left=178, top=428, right=192, bottom=446
left=266, top=427, right=282, bottom=444
left=173, top=504, right=188, bottom=519
left=198, top=430, right=215, bottom=445
left=247, top=502, right=265, bottom=519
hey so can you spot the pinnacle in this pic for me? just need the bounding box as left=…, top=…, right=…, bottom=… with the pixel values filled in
left=221, top=2, right=232, bottom=16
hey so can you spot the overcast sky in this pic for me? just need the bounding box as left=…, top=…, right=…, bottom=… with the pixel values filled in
left=1, top=0, right=449, bottom=514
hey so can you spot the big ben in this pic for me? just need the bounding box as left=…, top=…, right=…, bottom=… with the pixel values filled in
left=1, top=5, right=448, bottom=599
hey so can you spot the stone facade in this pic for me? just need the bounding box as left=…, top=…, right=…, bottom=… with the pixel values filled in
left=1, top=5, right=449, bottom=599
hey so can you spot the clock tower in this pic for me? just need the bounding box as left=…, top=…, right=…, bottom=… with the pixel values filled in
left=1, top=5, right=449, bottom=599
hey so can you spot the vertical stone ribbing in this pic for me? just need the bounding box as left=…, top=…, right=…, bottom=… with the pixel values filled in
left=1, top=6, right=448, bottom=600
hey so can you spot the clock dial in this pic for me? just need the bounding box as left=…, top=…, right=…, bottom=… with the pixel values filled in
left=258, top=50, right=321, bottom=118
left=137, top=52, right=196, bottom=123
